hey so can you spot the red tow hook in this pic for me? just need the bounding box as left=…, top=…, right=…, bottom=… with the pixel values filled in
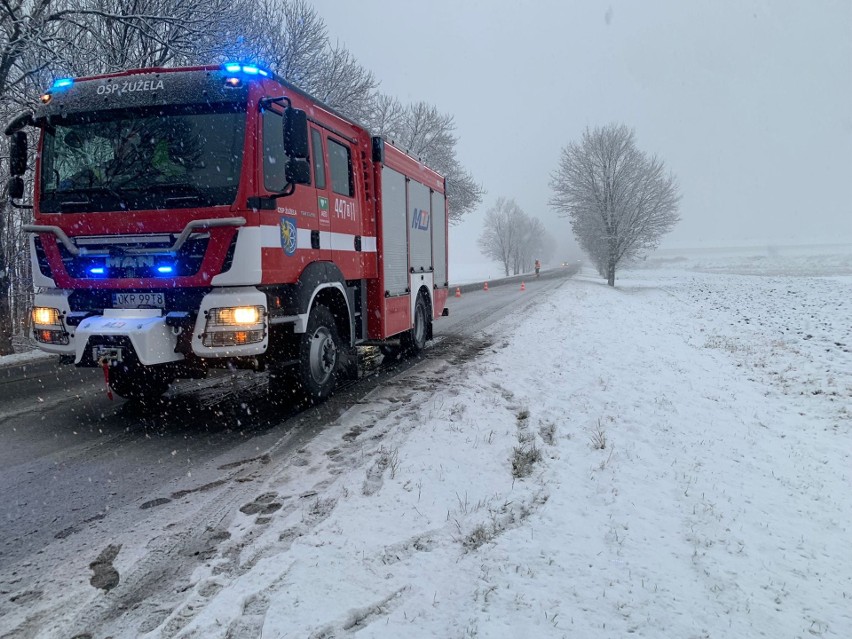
left=100, top=358, right=114, bottom=400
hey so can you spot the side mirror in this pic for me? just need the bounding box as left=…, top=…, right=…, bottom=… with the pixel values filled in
left=8, top=176, right=24, bottom=199
left=283, top=108, right=309, bottom=159
left=9, top=131, right=27, bottom=176
left=285, top=158, right=311, bottom=185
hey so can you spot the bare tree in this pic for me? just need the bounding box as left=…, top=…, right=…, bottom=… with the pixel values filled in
left=478, top=198, right=553, bottom=276
left=64, top=0, right=245, bottom=73
left=363, top=93, right=406, bottom=140
left=549, top=123, right=680, bottom=286
left=372, top=99, right=483, bottom=222
left=227, top=0, right=327, bottom=78
left=234, top=0, right=378, bottom=125
left=478, top=197, right=520, bottom=276
left=513, top=215, right=554, bottom=274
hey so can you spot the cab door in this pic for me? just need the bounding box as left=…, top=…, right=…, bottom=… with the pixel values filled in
left=259, top=107, right=322, bottom=280
left=324, top=133, right=361, bottom=279
left=308, top=125, right=331, bottom=261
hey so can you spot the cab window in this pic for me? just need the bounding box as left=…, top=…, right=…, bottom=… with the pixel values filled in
left=311, top=129, right=326, bottom=189
left=262, top=109, right=288, bottom=192
left=328, top=138, right=353, bottom=197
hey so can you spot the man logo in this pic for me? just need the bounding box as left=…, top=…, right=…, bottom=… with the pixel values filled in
left=411, top=208, right=430, bottom=231
left=280, top=218, right=298, bottom=256
left=106, top=255, right=154, bottom=268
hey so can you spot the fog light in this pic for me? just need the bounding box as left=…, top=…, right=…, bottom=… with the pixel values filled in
left=35, top=329, right=69, bottom=345
left=202, top=329, right=264, bottom=348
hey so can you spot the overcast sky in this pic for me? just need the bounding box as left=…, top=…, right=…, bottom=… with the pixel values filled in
left=311, top=0, right=852, bottom=266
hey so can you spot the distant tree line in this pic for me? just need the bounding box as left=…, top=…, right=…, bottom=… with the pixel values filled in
left=478, top=197, right=556, bottom=277
left=0, top=0, right=483, bottom=354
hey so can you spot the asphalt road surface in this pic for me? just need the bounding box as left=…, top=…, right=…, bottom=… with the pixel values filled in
left=0, top=268, right=577, bottom=577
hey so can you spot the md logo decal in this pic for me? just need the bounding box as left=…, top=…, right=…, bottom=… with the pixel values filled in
left=411, top=208, right=430, bottom=231
left=280, top=217, right=298, bottom=256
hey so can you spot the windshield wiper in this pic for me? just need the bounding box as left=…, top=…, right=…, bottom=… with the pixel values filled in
left=57, top=187, right=128, bottom=210
left=165, top=194, right=206, bottom=206
left=136, top=183, right=213, bottom=206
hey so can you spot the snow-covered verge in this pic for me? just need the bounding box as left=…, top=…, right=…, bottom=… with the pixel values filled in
left=5, top=267, right=850, bottom=638
left=0, top=349, right=52, bottom=368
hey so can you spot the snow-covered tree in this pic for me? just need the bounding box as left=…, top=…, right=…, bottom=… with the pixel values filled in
left=478, top=198, right=553, bottom=276
left=369, top=99, right=483, bottom=222
left=512, top=215, right=554, bottom=274
left=549, top=124, right=680, bottom=286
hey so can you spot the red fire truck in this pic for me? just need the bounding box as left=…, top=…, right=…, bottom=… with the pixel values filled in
left=5, top=63, right=449, bottom=401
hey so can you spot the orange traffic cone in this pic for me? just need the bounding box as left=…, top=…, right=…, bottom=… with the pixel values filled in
left=484, top=281, right=489, bottom=291
left=520, top=281, right=526, bottom=291
left=455, top=287, right=461, bottom=298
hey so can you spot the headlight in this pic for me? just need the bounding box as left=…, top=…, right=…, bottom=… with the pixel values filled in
left=208, top=306, right=264, bottom=327
left=203, top=305, right=266, bottom=347
left=31, top=307, right=69, bottom=345
left=32, top=307, right=62, bottom=327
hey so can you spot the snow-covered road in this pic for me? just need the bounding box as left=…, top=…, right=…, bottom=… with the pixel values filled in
left=2, top=266, right=849, bottom=638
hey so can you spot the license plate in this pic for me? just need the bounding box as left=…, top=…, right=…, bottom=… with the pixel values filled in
left=112, top=292, right=166, bottom=308
left=92, top=345, right=123, bottom=362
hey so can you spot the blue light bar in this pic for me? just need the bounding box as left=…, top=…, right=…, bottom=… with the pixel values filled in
left=222, top=62, right=270, bottom=78
left=89, top=267, right=105, bottom=275
left=157, top=266, right=174, bottom=274
left=51, top=78, right=74, bottom=90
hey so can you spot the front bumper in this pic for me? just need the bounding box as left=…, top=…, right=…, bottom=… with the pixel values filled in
left=32, top=287, right=269, bottom=365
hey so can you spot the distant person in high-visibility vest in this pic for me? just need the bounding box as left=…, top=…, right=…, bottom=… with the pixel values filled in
left=535, top=259, right=541, bottom=277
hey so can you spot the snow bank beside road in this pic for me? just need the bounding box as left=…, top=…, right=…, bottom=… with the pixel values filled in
left=0, top=349, right=52, bottom=368
left=167, top=269, right=850, bottom=638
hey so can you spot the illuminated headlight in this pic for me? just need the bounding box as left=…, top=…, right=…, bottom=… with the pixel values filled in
left=32, top=307, right=69, bottom=345
left=209, top=306, right=263, bottom=326
left=33, top=307, right=62, bottom=327
left=203, top=306, right=266, bottom=347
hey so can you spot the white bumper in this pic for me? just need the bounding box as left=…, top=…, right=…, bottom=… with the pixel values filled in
left=75, top=309, right=184, bottom=366
left=35, top=286, right=269, bottom=365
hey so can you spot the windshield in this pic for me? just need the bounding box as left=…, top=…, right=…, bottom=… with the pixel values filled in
left=39, top=103, right=246, bottom=212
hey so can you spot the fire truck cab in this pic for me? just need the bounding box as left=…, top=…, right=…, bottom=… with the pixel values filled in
left=5, top=63, right=449, bottom=401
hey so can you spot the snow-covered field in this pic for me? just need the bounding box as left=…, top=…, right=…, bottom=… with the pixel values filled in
left=4, top=256, right=851, bottom=638
left=450, top=259, right=509, bottom=285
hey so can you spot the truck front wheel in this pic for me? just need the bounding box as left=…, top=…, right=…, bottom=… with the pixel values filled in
left=297, top=304, right=341, bottom=401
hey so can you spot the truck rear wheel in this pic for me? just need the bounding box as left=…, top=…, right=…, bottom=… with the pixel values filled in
left=401, top=294, right=431, bottom=354
left=108, top=363, right=171, bottom=401
left=297, top=304, right=341, bottom=401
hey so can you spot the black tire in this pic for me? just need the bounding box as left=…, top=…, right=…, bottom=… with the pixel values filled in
left=379, top=344, right=401, bottom=361
left=296, top=304, right=342, bottom=401
left=108, top=363, right=171, bottom=401
left=401, top=294, right=431, bottom=354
